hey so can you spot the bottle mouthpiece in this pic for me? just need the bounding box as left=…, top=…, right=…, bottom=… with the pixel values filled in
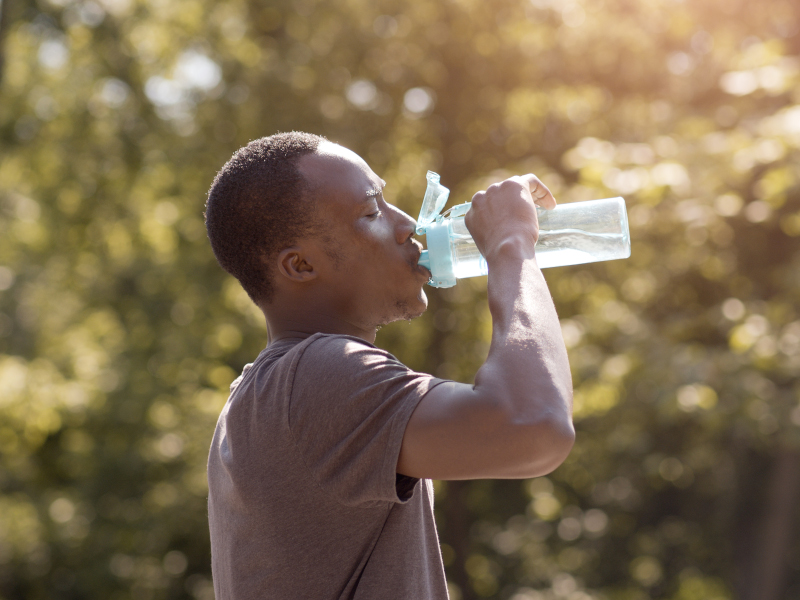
left=418, top=250, right=431, bottom=272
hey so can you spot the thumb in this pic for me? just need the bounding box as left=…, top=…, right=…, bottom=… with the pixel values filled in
left=518, top=174, right=557, bottom=210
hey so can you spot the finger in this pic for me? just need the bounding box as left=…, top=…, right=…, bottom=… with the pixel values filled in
left=470, top=189, right=487, bottom=204
left=519, top=174, right=557, bottom=210
left=530, top=179, right=547, bottom=199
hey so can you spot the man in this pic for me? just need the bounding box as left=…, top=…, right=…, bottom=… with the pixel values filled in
left=204, top=131, right=574, bottom=599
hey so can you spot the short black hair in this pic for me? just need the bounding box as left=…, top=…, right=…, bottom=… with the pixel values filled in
left=205, top=131, right=327, bottom=304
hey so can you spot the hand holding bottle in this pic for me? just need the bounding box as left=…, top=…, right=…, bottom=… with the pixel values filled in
left=465, top=174, right=557, bottom=263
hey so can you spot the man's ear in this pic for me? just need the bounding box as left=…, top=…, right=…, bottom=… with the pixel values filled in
left=276, top=246, right=318, bottom=283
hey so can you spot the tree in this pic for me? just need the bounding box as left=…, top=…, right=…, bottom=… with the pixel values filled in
left=1, top=0, right=799, bottom=598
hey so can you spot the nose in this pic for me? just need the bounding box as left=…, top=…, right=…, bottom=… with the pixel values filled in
left=389, top=204, right=417, bottom=244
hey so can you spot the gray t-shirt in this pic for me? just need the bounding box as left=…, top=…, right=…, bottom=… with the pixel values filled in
left=207, top=333, right=450, bottom=599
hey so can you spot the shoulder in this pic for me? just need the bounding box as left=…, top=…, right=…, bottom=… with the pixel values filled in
left=295, top=333, right=401, bottom=372
left=290, top=333, right=438, bottom=402
left=301, top=332, right=380, bottom=353
left=287, top=333, right=443, bottom=412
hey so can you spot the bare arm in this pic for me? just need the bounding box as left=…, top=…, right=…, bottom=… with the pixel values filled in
left=397, top=175, right=574, bottom=480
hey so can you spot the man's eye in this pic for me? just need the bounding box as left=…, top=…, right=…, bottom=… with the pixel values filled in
left=368, top=210, right=382, bottom=218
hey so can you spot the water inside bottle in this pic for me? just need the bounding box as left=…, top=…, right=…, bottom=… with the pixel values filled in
left=452, top=234, right=488, bottom=278
left=449, top=216, right=489, bottom=278
left=448, top=215, right=628, bottom=276
left=436, top=198, right=629, bottom=282
left=535, top=229, right=628, bottom=269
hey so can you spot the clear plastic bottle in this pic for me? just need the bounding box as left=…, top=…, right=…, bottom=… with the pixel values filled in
left=417, top=171, right=631, bottom=288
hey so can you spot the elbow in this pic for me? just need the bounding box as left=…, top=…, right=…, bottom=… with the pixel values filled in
left=466, top=387, right=575, bottom=480
left=537, top=417, right=575, bottom=475
left=513, top=410, right=575, bottom=479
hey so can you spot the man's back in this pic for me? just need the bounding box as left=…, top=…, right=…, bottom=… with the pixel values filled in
left=207, top=333, right=449, bottom=599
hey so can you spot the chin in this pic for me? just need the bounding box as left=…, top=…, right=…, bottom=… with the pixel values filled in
left=379, top=292, right=428, bottom=327
left=407, top=287, right=428, bottom=318
left=415, top=287, right=428, bottom=311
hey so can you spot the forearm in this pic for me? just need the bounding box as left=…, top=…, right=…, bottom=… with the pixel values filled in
left=474, top=241, right=573, bottom=436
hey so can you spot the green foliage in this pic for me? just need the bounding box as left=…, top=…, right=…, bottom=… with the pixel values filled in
left=1, top=0, right=799, bottom=598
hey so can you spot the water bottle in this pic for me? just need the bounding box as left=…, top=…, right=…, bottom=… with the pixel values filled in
left=416, top=171, right=631, bottom=288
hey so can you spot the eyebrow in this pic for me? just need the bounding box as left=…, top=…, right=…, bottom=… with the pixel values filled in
left=365, top=180, right=386, bottom=199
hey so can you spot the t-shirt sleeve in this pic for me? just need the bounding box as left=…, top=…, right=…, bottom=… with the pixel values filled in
left=286, top=334, right=445, bottom=508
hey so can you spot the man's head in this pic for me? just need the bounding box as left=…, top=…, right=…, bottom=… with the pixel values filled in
left=205, top=131, right=326, bottom=305
left=205, top=132, right=430, bottom=338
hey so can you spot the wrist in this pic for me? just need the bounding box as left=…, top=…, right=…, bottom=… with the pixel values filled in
left=483, top=233, right=538, bottom=264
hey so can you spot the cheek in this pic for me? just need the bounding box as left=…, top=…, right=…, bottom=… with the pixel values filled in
left=348, top=227, right=385, bottom=256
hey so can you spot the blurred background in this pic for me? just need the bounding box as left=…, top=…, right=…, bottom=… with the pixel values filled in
left=1, top=0, right=800, bottom=598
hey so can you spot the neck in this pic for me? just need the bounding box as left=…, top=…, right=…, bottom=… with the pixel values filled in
left=262, top=303, right=377, bottom=345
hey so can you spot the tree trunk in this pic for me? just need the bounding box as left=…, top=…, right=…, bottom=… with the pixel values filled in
left=740, top=448, right=800, bottom=600
left=443, top=479, right=474, bottom=600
